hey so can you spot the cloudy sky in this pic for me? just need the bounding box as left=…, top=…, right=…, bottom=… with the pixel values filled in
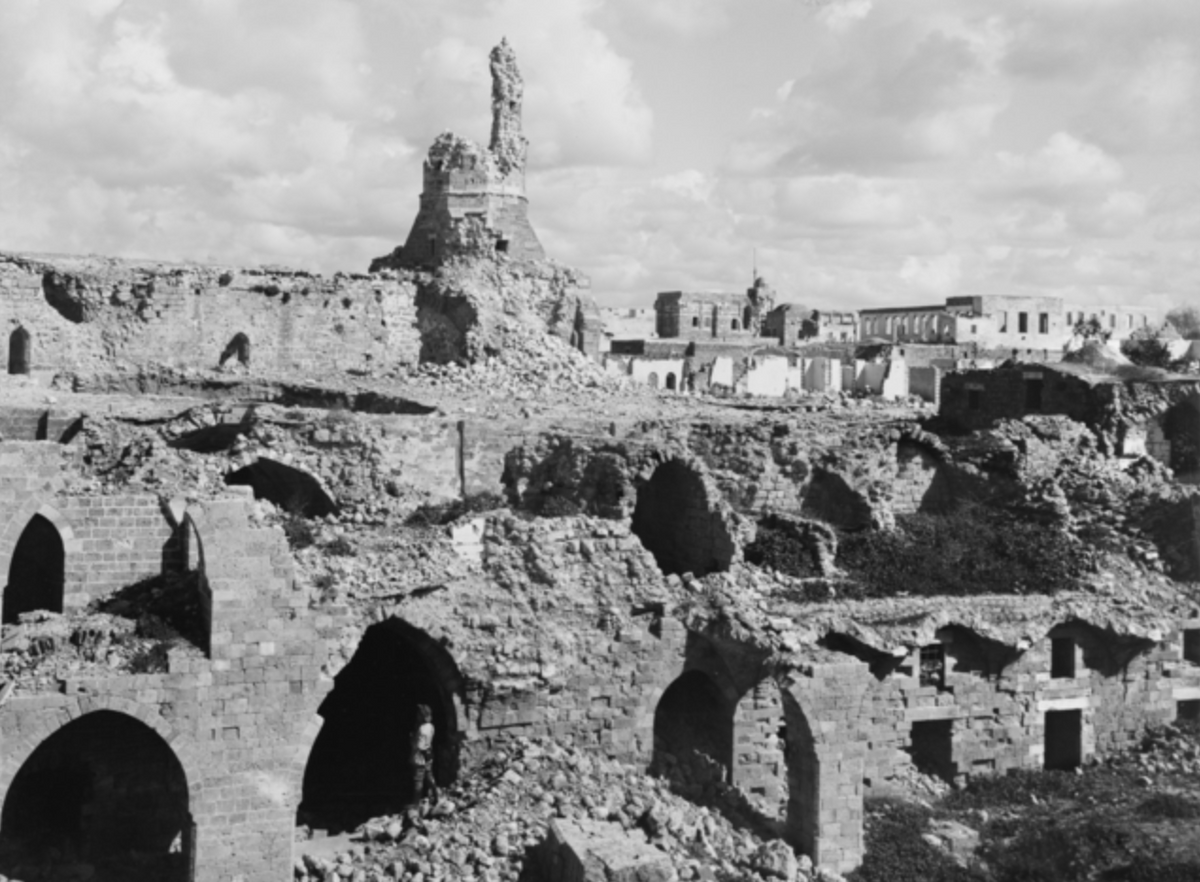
left=1, top=0, right=1199, bottom=310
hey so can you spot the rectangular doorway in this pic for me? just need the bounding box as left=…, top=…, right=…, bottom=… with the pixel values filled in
left=909, top=719, right=955, bottom=782
left=1045, top=709, right=1082, bottom=770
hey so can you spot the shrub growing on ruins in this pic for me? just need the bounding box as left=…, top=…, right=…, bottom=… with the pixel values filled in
left=836, top=505, right=1087, bottom=598
left=743, top=522, right=820, bottom=578
left=405, top=491, right=506, bottom=527
left=1136, top=792, right=1200, bottom=820
left=281, top=511, right=316, bottom=549
left=850, top=799, right=985, bottom=882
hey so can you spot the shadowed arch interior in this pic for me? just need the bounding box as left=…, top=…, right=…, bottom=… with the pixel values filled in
left=224, top=457, right=338, bottom=518
left=300, top=619, right=461, bottom=833
left=631, top=460, right=733, bottom=577
left=651, top=670, right=733, bottom=790
left=4, top=514, right=65, bottom=624
left=0, top=710, right=191, bottom=882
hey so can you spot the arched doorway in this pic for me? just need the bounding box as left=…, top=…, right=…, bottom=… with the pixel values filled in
left=651, top=670, right=733, bottom=795
left=4, top=514, right=65, bottom=624
left=7, top=327, right=30, bottom=375
left=647, top=372, right=659, bottom=389
left=631, top=460, right=734, bottom=577
left=300, top=619, right=462, bottom=833
left=0, top=711, right=192, bottom=882
left=665, top=372, right=677, bottom=391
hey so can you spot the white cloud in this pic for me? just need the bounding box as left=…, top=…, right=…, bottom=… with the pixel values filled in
left=993, top=133, right=1124, bottom=191
left=815, top=0, right=873, bottom=33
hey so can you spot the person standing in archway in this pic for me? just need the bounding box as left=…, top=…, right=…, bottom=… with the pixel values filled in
left=410, top=704, right=438, bottom=811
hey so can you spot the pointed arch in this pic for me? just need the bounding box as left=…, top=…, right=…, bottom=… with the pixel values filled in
left=3, top=509, right=70, bottom=624
left=298, top=617, right=465, bottom=832
left=0, top=709, right=193, bottom=879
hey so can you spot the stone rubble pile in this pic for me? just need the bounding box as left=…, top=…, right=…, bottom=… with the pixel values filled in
left=1106, top=721, right=1200, bottom=779
left=0, top=604, right=205, bottom=694
left=294, top=735, right=844, bottom=882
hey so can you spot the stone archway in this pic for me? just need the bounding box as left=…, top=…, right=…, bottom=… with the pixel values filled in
left=299, top=618, right=464, bottom=833
left=4, top=513, right=65, bottom=624
left=0, top=710, right=193, bottom=882
left=651, top=670, right=733, bottom=795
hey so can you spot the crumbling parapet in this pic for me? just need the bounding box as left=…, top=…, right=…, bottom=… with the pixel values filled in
left=391, top=40, right=545, bottom=269
left=489, top=38, right=528, bottom=178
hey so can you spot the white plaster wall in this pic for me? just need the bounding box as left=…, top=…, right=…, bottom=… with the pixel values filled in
left=745, top=356, right=789, bottom=397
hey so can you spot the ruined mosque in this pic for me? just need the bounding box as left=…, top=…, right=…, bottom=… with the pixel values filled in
left=0, top=38, right=1197, bottom=882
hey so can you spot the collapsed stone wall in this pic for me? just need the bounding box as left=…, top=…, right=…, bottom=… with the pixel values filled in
left=0, top=250, right=603, bottom=381
left=0, top=253, right=422, bottom=379
left=6, top=399, right=1200, bottom=877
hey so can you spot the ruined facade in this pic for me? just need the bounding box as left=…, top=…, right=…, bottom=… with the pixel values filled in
left=390, top=39, right=545, bottom=269
left=655, top=276, right=775, bottom=340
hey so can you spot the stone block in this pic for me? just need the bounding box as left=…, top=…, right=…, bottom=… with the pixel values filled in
left=541, top=818, right=676, bottom=882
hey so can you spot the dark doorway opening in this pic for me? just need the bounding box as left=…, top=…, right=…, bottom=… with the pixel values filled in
left=1045, top=709, right=1083, bottom=770
left=651, top=670, right=733, bottom=795
left=224, top=458, right=337, bottom=518
left=4, top=514, right=65, bottom=624
left=218, top=332, right=251, bottom=367
left=7, top=327, right=30, bottom=375
left=631, top=461, right=732, bottom=578
left=909, top=719, right=955, bottom=783
left=300, top=620, right=460, bottom=834
left=1178, top=700, right=1200, bottom=723
left=1024, top=379, right=1044, bottom=412
left=1164, top=402, right=1200, bottom=476
left=666, top=372, right=677, bottom=391
left=0, top=711, right=192, bottom=882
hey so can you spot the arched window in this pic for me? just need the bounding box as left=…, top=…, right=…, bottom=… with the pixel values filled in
left=8, top=326, right=30, bottom=375
left=731, top=319, right=740, bottom=330
left=4, top=514, right=64, bottom=624
left=692, top=316, right=700, bottom=328
left=646, top=372, right=659, bottom=389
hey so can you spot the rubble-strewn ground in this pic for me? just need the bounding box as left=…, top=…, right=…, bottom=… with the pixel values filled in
left=854, top=720, right=1200, bottom=882
left=294, top=735, right=802, bottom=882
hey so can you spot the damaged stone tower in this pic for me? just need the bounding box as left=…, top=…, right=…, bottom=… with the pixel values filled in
left=395, top=39, right=546, bottom=269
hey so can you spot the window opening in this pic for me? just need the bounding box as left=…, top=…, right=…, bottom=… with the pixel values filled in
left=919, top=645, right=946, bottom=690
left=1051, top=637, right=1076, bottom=679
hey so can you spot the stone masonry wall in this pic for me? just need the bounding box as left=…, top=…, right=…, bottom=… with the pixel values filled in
left=0, top=454, right=331, bottom=882
left=0, top=253, right=422, bottom=380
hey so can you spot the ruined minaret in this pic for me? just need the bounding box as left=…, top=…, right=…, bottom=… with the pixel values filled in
left=488, top=38, right=528, bottom=179
left=383, top=39, right=545, bottom=270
